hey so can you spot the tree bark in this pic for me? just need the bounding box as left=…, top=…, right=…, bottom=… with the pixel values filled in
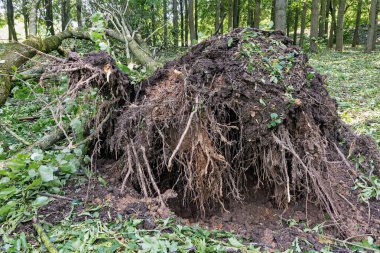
left=185, top=0, right=189, bottom=45
left=253, top=0, right=261, bottom=28
left=105, top=30, right=159, bottom=70
left=286, top=0, right=292, bottom=37
left=366, top=0, right=378, bottom=52
left=220, top=0, right=225, bottom=33
left=352, top=0, right=363, bottom=47
left=328, top=0, right=336, bottom=48
left=76, top=0, right=83, bottom=29
left=319, top=0, right=327, bottom=37
left=61, top=0, right=71, bottom=31
left=45, top=0, right=55, bottom=35
left=299, top=2, right=307, bottom=47
left=0, top=31, right=90, bottom=106
left=163, top=0, right=168, bottom=48
left=325, top=0, right=330, bottom=35
left=22, top=0, right=29, bottom=38
left=180, top=0, right=184, bottom=46
left=151, top=4, right=157, bottom=47
left=248, top=0, right=253, bottom=27
left=29, top=0, right=38, bottom=36
left=173, top=0, right=179, bottom=48
left=271, top=0, right=276, bottom=28
left=228, top=0, right=233, bottom=30
left=216, top=0, right=221, bottom=32
left=293, top=5, right=299, bottom=45
left=6, top=0, right=17, bottom=41
left=233, top=0, right=240, bottom=28
left=188, top=0, right=196, bottom=44
left=310, top=0, right=320, bottom=52
left=195, top=0, right=198, bottom=40
left=335, top=0, right=345, bottom=52
left=275, top=0, right=286, bottom=32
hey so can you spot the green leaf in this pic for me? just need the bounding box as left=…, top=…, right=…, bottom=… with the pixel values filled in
left=32, top=196, right=50, bottom=208
left=227, top=37, right=233, bottom=47
left=270, top=113, right=278, bottom=119
left=228, top=237, right=244, bottom=248
left=38, top=165, right=54, bottom=182
left=31, top=152, right=44, bottom=161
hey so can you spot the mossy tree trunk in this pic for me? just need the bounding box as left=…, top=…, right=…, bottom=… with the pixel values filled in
left=0, top=31, right=89, bottom=106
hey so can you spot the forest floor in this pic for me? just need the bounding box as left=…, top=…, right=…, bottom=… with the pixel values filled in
left=0, top=45, right=379, bottom=252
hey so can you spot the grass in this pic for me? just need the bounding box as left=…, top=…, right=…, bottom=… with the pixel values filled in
left=309, top=46, right=380, bottom=146
left=0, top=45, right=379, bottom=252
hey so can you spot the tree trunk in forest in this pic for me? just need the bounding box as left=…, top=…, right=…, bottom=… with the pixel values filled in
left=29, top=0, right=38, bottom=36
left=352, top=0, right=363, bottom=47
left=271, top=0, right=276, bottom=27
left=275, top=0, right=286, bottom=32
left=319, top=0, right=326, bottom=37
left=188, top=0, right=196, bottom=44
left=286, top=0, right=292, bottom=37
left=220, top=0, right=225, bottom=33
left=228, top=0, right=233, bottom=30
left=163, top=0, right=168, bottom=48
left=293, top=5, right=299, bottom=45
left=0, top=31, right=90, bottom=106
left=299, top=2, right=307, bottom=47
left=310, top=0, right=320, bottom=52
left=366, top=0, right=378, bottom=52
left=76, top=0, right=83, bottom=29
left=216, top=0, right=221, bottom=32
left=22, top=0, right=29, bottom=38
left=61, top=0, right=71, bottom=31
left=328, top=0, right=336, bottom=48
left=233, top=0, right=240, bottom=28
left=105, top=30, right=159, bottom=70
left=45, top=0, right=55, bottom=35
left=6, top=0, right=17, bottom=41
left=253, top=0, right=261, bottom=28
left=248, top=0, right=253, bottom=27
left=335, top=0, right=345, bottom=52
left=173, top=0, right=179, bottom=48
left=195, top=0, right=198, bottom=40
left=180, top=0, right=184, bottom=46
left=185, top=0, right=189, bottom=45
left=325, top=0, right=330, bottom=36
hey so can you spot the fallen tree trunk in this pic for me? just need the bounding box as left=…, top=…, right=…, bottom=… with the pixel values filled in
left=106, top=29, right=160, bottom=70
left=0, top=30, right=90, bottom=106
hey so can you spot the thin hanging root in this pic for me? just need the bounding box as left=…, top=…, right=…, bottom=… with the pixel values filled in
left=167, top=96, right=199, bottom=169
left=272, top=131, right=340, bottom=228
left=120, top=149, right=133, bottom=193
left=130, top=142, right=149, bottom=198
left=141, top=146, right=165, bottom=207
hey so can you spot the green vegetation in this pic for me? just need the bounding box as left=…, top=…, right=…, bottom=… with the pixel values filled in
left=310, top=47, right=380, bottom=146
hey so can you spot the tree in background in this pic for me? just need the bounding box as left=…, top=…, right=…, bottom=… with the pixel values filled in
left=299, top=1, right=308, bottom=47
left=6, top=0, right=17, bottom=41
left=366, top=0, right=378, bottom=52
left=253, top=0, right=261, bottom=28
left=61, top=0, right=71, bottom=31
left=173, top=0, right=179, bottom=48
left=275, top=0, right=286, bottom=32
left=310, top=0, right=320, bottom=52
left=335, top=0, right=346, bottom=51
left=188, top=0, right=196, bottom=44
left=45, top=0, right=55, bottom=35
left=352, top=0, right=363, bottom=47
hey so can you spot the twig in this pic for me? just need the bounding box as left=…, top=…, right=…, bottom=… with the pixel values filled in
left=32, top=218, right=59, bottom=253
left=141, top=146, right=165, bottom=207
left=39, top=192, right=74, bottom=201
left=0, top=122, right=31, bottom=146
left=168, top=96, right=199, bottom=169
left=319, top=234, right=379, bottom=252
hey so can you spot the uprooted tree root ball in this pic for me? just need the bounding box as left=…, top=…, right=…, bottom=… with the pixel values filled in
left=51, top=28, right=380, bottom=237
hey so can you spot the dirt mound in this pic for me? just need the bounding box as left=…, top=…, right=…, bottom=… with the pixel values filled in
left=52, top=29, right=380, bottom=237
